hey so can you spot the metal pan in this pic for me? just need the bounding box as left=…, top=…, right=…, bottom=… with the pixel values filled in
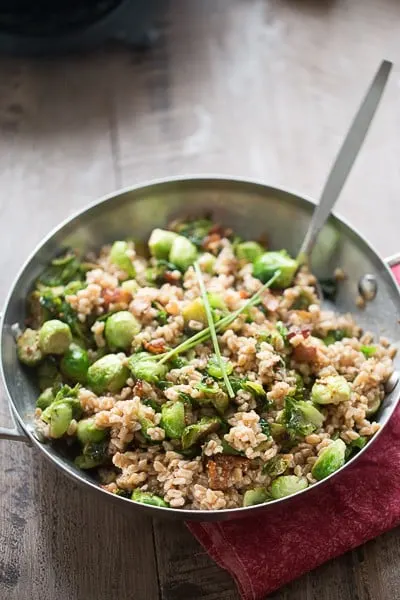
left=1, top=175, right=399, bottom=521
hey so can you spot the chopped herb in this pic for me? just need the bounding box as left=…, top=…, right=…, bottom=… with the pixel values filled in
left=221, top=439, right=244, bottom=456
left=142, top=398, right=162, bottom=413
left=155, top=380, right=172, bottom=391
left=178, top=392, right=193, bottom=405
left=194, top=263, right=235, bottom=399
left=39, top=289, right=90, bottom=345
left=169, top=356, right=189, bottom=369
left=173, top=219, right=213, bottom=248
left=319, top=277, right=337, bottom=301
left=276, top=321, right=289, bottom=344
left=323, top=329, right=347, bottom=346
left=360, top=345, right=377, bottom=358
left=259, top=418, right=270, bottom=437
left=37, top=252, right=83, bottom=287
left=345, top=436, right=368, bottom=460
left=157, top=310, right=168, bottom=325
left=227, top=377, right=246, bottom=394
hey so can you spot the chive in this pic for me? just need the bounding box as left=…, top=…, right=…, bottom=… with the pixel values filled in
left=194, top=262, right=235, bottom=399
left=158, top=269, right=281, bottom=365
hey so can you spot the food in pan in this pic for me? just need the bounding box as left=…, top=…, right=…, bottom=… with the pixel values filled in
left=16, top=218, right=396, bottom=510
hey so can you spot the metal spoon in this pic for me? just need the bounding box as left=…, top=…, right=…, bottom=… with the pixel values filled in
left=297, top=59, right=393, bottom=264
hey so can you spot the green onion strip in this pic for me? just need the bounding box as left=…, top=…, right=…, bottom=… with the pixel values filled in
left=193, top=262, right=235, bottom=398
left=157, top=269, right=281, bottom=365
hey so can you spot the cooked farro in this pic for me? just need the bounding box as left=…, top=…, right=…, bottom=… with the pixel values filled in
left=16, top=218, right=396, bottom=510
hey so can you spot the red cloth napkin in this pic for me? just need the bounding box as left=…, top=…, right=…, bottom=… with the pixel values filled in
left=188, top=266, right=400, bottom=600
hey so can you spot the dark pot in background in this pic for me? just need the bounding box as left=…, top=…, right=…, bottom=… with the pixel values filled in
left=0, top=0, right=165, bottom=56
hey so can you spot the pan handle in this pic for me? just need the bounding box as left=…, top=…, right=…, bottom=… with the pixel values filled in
left=386, top=252, right=400, bottom=284
left=0, top=310, right=31, bottom=444
left=0, top=386, right=31, bottom=444
left=0, top=424, right=29, bottom=443
left=0, top=393, right=31, bottom=443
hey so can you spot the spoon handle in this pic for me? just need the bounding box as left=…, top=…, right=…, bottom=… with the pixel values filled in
left=298, top=59, right=393, bottom=261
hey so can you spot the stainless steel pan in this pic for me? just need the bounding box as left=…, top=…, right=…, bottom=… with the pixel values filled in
left=1, top=176, right=400, bottom=521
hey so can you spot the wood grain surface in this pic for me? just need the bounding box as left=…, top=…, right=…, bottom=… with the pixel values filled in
left=0, top=1, right=399, bottom=599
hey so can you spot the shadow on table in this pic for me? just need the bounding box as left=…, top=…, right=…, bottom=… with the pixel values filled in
left=0, top=5, right=212, bottom=140
left=32, top=450, right=159, bottom=600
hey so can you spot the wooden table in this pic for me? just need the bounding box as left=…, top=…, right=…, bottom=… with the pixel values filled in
left=1, top=1, right=399, bottom=598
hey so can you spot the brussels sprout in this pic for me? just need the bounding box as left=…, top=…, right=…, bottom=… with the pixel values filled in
left=195, top=382, right=229, bottom=415
left=17, top=328, right=43, bottom=366
left=60, top=343, right=90, bottom=383
left=110, top=241, right=135, bottom=277
left=243, top=381, right=266, bottom=398
left=263, top=456, right=289, bottom=478
left=182, top=298, right=206, bottom=325
left=121, top=279, right=139, bottom=295
left=37, top=358, right=62, bottom=391
left=161, top=401, right=186, bottom=439
left=53, top=384, right=81, bottom=408
left=270, top=475, right=308, bottom=499
left=281, top=397, right=325, bottom=439
left=253, top=251, right=298, bottom=288
left=236, top=241, right=264, bottom=262
left=148, top=228, right=178, bottom=259
left=242, top=381, right=272, bottom=412
left=199, top=252, right=216, bottom=273
left=269, top=423, right=286, bottom=440
left=36, top=387, right=54, bottom=410
left=366, top=395, right=381, bottom=417
left=42, top=401, right=73, bottom=439
left=207, top=355, right=233, bottom=379
left=105, top=311, right=141, bottom=350
left=42, top=388, right=82, bottom=424
left=169, top=236, right=198, bottom=270
left=311, top=439, right=346, bottom=481
left=128, top=353, right=167, bottom=384
left=311, top=376, right=351, bottom=405
left=64, top=281, right=86, bottom=296
left=39, top=319, right=72, bottom=355
left=182, top=294, right=226, bottom=325
left=243, top=487, right=268, bottom=507
left=181, top=416, right=221, bottom=449
left=87, top=354, right=129, bottom=394
left=210, top=391, right=229, bottom=415
left=131, top=489, right=169, bottom=507
left=76, top=418, right=107, bottom=445
left=75, top=440, right=108, bottom=469
left=137, top=410, right=155, bottom=440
